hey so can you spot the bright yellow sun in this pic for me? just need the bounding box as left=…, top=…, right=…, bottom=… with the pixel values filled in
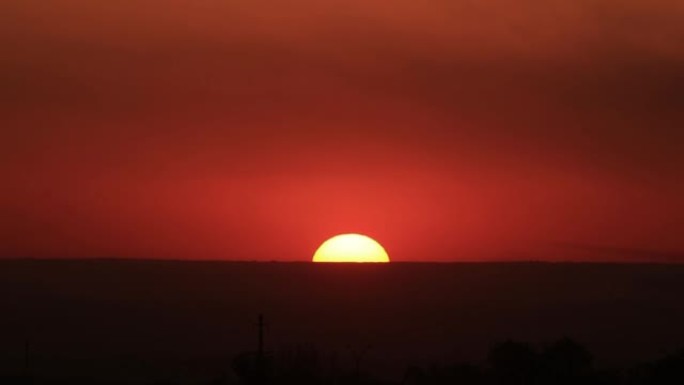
left=313, top=233, right=390, bottom=263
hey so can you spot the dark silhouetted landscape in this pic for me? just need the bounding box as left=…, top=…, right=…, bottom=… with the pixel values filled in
left=1, top=260, right=683, bottom=384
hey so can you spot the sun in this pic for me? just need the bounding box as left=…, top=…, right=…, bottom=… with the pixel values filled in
left=313, top=234, right=390, bottom=263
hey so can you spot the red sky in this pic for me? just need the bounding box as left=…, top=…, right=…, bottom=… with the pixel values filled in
left=1, top=0, right=683, bottom=261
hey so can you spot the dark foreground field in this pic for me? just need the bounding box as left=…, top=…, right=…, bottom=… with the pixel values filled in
left=1, top=260, right=683, bottom=383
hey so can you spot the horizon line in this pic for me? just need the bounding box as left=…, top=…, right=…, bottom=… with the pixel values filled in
left=1, top=257, right=682, bottom=265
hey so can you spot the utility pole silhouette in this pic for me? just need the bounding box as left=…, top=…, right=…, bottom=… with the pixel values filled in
left=254, top=314, right=268, bottom=385
left=233, top=315, right=271, bottom=385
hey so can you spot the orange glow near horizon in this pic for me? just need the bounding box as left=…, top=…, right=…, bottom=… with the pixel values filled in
left=313, top=234, right=390, bottom=263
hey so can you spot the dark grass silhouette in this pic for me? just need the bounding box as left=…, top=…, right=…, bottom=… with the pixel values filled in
left=5, top=339, right=680, bottom=385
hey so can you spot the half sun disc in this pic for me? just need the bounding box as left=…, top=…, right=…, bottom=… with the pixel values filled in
left=313, top=234, right=390, bottom=263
